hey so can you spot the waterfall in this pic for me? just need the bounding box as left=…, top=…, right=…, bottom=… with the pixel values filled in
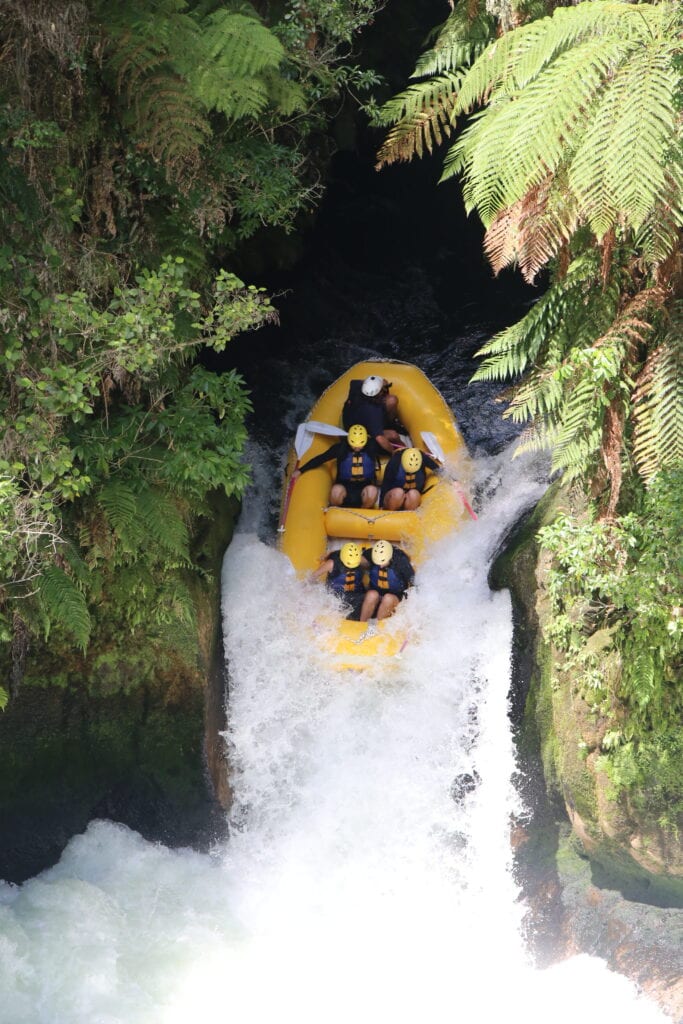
left=0, top=446, right=672, bottom=1024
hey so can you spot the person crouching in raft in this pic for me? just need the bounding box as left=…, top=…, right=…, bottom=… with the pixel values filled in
left=312, top=542, right=368, bottom=620
left=342, top=375, right=403, bottom=454
left=292, top=424, right=380, bottom=508
left=380, top=447, right=440, bottom=511
left=360, top=540, right=414, bottom=622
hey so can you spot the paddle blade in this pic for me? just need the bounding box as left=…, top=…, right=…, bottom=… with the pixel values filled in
left=306, top=421, right=347, bottom=437
left=421, top=430, right=445, bottom=463
left=294, top=424, right=312, bottom=460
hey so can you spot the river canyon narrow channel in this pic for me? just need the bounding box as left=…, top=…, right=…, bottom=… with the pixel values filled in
left=1, top=135, right=680, bottom=1023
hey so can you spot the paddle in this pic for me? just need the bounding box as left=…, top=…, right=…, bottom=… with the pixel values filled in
left=421, top=431, right=478, bottom=521
left=278, top=422, right=348, bottom=532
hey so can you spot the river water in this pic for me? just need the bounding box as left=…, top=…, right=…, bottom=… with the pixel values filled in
left=0, top=432, right=673, bottom=1022
left=0, top=151, right=677, bottom=1022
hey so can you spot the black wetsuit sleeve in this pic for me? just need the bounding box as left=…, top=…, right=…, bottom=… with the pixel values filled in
left=393, top=549, right=415, bottom=588
left=379, top=453, right=400, bottom=493
left=367, top=438, right=383, bottom=460
left=298, top=441, right=343, bottom=473
left=423, top=452, right=440, bottom=473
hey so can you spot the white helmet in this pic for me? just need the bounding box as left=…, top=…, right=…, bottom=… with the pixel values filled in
left=361, top=375, right=383, bottom=398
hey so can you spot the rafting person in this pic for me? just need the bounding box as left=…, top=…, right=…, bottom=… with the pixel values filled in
left=342, top=375, right=402, bottom=453
left=292, top=424, right=381, bottom=508
left=359, top=540, right=415, bottom=622
left=380, top=447, right=441, bottom=511
left=312, top=542, right=369, bottom=619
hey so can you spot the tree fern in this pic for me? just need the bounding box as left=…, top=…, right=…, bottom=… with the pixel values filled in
left=443, top=2, right=681, bottom=249
left=633, top=313, right=683, bottom=483
left=38, top=564, right=91, bottom=650
left=375, top=1, right=493, bottom=169
left=472, top=251, right=614, bottom=382
left=453, top=2, right=675, bottom=113
left=412, top=5, right=494, bottom=78
left=375, top=74, right=460, bottom=166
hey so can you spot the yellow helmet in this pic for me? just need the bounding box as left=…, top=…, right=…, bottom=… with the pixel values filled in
left=347, top=424, right=368, bottom=450
left=340, top=542, right=362, bottom=569
left=371, top=540, right=393, bottom=567
left=401, top=447, right=423, bottom=473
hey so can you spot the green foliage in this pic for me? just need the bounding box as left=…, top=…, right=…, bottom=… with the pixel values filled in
left=378, top=0, right=682, bottom=510
left=0, top=256, right=267, bottom=665
left=539, top=470, right=683, bottom=806
left=375, top=4, right=494, bottom=166
left=633, top=303, right=683, bottom=483
left=38, top=565, right=91, bottom=650
left=0, top=0, right=383, bottom=691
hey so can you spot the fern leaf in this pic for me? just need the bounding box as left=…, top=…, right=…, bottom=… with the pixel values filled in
left=262, top=70, right=306, bottom=118
left=136, top=486, right=190, bottom=562
left=98, top=480, right=138, bottom=536
left=454, top=2, right=672, bottom=114
left=134, top=75, right=211, bottom=166
left=376, top=74, right=459, bottom=167
left=633, top=324, right=683, bottom=483
left=202, top=11, right=285, bottom=79
left=569, top=43, right=681, bottom=239
left=412, top=5, right=494, bottom=77
left=472, top=251, right=605, bottom=381
left=38, top=565, right=91, bottom=650
left=483, top=174, right=578, bottom=281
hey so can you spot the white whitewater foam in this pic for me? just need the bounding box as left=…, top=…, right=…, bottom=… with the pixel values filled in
left=0, top=448, right=672, bottom=1024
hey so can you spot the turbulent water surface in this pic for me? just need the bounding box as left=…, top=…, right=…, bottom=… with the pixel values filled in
left=0, top=433, right=672, bottom=1023
left=0, top=150, right=676, bottom=1022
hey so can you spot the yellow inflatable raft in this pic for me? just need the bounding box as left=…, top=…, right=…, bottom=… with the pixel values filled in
left=278, top=361, right=472, bottom=668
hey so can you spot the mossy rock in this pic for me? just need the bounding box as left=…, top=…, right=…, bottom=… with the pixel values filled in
left=0, top=490, right=237, bottom=883
left=493, top=483, right=683, bottom=906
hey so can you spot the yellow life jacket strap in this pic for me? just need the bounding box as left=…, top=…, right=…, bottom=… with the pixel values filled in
left=403, top=472, right=417, bottom=491
left=343, top=571, right=356, bottom=592
left=378, top=567, right=389, bottom=590
left=351, top=453, right=365, bottom=478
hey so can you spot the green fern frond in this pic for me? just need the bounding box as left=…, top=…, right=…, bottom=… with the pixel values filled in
left=38, top=564, right=91, bottom=650
left=569, top=44, right=681, bottom=239
left=136, top=486, right=190, bottom=562
left=262, top=70, right=306, bottom=118
left=454, top=2, right=673, bottom=114
left=98, top=480, right=138, bottom=536
left=621, top=646, right=657, bottom=710
left=633, top=323, right=683, bottom=483
left=201, top=11, right=285, bottom=79
left=549, top=427, right=604, bottom=482
left=452, top=36, right=630, bottom=225
left=472, top=251, right=606, bottom=382
left=376, top=74, right=460, bottom=166
left=440, top=1, right=681, bottom=246
left=412, top=5, right=494, bottom=77
left=191, top=66, right=270, bottom=119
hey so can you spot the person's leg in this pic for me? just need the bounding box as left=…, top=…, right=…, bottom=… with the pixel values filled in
left=330, top=483, right=347, bottom=506
left=361, top=484, right=378, bottom=508
left=377, top=594, right=400, bottom=620
left=345, top=593, right=365, bottom=621
left=382, top=487, right=406, bottom=510
left=360, top=590, right=381, bottom=622
left=403, top=488, right=422, bottom=510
